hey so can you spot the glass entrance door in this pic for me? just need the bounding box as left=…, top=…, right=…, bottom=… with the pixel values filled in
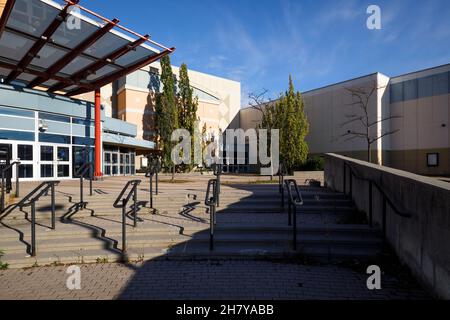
left=39, top=144, right=71, bottom=179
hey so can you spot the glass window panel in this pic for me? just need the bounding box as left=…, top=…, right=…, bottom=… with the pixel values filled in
left=40, top=164, right=53, bottom=178
left=125, top=166, right=130, bottom=175
left=19, top=164, right=33, bottom=178
left=31, top=44, right=67, bottom=69
left=72, top=118, right=94, bottom=126
left=39, top=133, right=70, bottom=144
left=0, top=106, right=35, bottom=118
left=125, top=155, right=130, bottom=164
left=40, top=146, right=53, bottom=161
left=16, top=73, right=37, bottom=83
left=112, top=166, right=118, bottom=175
left=41, top=79, right=59, bottom=88
left=52, top=19, right=98, bottom=49
left=115, top=47, right=155, bottom=67
left=72, top=146, right=89, bottom=177
left=83, top=32, right=129, bottom=58
left=86, top=65, right=119, bottom=81
left=18, top=145, right=33, bottom=161
left=131, top=166, right=135, bottom=175
left=57, top=165, right=69, bottom=177
left=57, top=147, right=69, bottom=161
left=120, top=166, right=124, bottom=174
left=7, top=0, right=57, bottom=37
left=39, top=112, right=70, bottom=123
left=104, top=165, right=111, bottom=176
left=112, top=154, right=118, bottom=164
left=104, top=153, right=111, bottom=164
left=72, top=136, right=94, bottom=146
left=0, top=130, right=34, bottom=141
left=0, top=31, right=34, bottom=61
left=59, top=56, right=96, bottom=76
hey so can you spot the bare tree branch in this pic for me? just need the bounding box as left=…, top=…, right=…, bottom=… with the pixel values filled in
left=368, top=115, right=402, bottom=128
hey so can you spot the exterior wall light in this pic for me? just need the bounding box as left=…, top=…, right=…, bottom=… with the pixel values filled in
left=427, top=153, right=439, bottom=167
left=39, top=120, right=48, bottom=132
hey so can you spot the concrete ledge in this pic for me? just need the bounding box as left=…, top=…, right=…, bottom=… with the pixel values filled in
left=324, top=153, right=450, bottom=299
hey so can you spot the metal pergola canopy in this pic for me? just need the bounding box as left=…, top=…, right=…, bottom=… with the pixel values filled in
left=0, top=0, right=174, bottom=97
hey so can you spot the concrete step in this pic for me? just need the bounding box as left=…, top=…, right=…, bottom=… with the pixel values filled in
left=1, top=230, right=381, bottom=253
left=1, top=238, right=382, bottom=269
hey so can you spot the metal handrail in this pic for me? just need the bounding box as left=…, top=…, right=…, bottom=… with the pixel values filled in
left=75, top=162, right=93, bottom=208
left=213, top=163, right=222, bottom=207
left=343, top=162, right=413, bottom=217
left=343, top=161, right=412, bottom=240
left=284, top=179, right=303, bottom=250
left=16, top=181, right=60, bottom=256
left=145, top=157, right=161, bottom=209
left=113, top=180, right=141, bottom=253
left=278, top=161, right=287, bottom=208
left=205, top=179, right=218, bottom=250
left=1, top=161, right=20, bottom=213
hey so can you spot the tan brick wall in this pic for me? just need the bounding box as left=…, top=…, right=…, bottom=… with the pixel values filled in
left=0, top=0, right=7, bottom=16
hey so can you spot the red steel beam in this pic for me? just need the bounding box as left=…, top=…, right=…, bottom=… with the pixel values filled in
left=5, top=0, right=78, bottom=83
left=48, top=35, right=149, bottom=93
left=94, top=88, right=102, bottom=178
left=0, top=0, right=15, bottom=38
left=0, top=60, right=93, bottom=90
left=63, top=0, right=173, bottom=52
left=27, top=18, right=120, bottom=89
left=66, top=47, right=175, bottom=97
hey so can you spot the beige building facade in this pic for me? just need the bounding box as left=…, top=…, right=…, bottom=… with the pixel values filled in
left=75, top=62, right=241, bottom=172
left=238, top=64, right=450, bottom=176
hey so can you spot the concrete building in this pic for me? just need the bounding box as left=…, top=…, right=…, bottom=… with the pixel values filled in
left=0, top=0, right=240, bottom=181
left=238, top=64, right=450, bottom=176
left=74, top=63, right=241, bottom=173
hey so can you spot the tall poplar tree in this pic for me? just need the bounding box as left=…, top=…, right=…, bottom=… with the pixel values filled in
left=274, top=76, right=309, bottom=171
left=155, top=55, right=178, bottom=171
left=177, top=63, right=198, bottom=170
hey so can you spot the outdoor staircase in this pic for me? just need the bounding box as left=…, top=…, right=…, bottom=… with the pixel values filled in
left=0, top=177, right=383, bottom=268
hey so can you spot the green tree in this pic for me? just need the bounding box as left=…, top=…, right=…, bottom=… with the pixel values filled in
left=274, top=76, right=309, bottom=172
left=155, top=55, right=178, bottom=173
left=177, top=63, right=198, bottom=171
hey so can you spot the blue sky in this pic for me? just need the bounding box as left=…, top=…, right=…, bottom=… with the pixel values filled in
left=85, top=0, right=450, bottom=106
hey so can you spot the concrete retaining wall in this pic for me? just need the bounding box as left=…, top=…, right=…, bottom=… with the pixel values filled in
left=324, top=153, right=450, bottom=299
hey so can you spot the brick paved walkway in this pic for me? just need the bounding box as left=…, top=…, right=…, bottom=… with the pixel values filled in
left=0, top=260, right=429, bottom=300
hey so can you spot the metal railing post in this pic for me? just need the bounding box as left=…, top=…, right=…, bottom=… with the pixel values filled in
left=51, top=183, right=56, bottom=230
left=281, top=177, right=285, bottom=209
left=122, top=198, right=127, bottom=253
left=79, top=175, right=83, bottom=207
left=149, top=174, right=153, bottom=209
left=15, top=164, right=19, bottom=197
left=133, top=185, right=137, bottom=228
left=288, top=198, right=292, bottom=226
left=293, top=205, right=297, bottom=250
left=0, top=171, right=5, bottom=213
left=89, top=165, right=93, bottom=196
left=210, top=203, right=214, bottom=251
left=31, top=201, right=36, bottom=257
left=155, top=169, right=159, bottom=195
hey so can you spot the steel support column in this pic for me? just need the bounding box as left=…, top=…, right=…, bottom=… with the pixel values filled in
left=94, top=89, right=102, bottom=178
